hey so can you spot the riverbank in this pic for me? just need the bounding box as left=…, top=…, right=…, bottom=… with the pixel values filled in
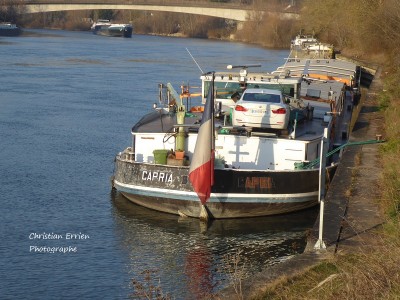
left=219, top=61, right=400, bottom=299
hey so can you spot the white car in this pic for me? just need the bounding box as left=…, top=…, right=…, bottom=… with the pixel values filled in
left=232, top=89, right=290, bottom=129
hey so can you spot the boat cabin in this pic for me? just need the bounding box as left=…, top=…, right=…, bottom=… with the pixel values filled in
left=291, top=34, right=318, bottom=47
left=122, top=61, right=356, bottom=172
left=200, top=66, right=302, bottom=113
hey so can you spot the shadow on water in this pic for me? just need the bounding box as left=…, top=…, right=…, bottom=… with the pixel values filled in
left=109, top=190, right=319, bottom=298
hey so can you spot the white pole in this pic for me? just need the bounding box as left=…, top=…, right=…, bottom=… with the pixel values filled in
left=315, top=127, right=328, bottom=250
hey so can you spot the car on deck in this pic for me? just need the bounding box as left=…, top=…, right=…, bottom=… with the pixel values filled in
left=232, top=88, right=290, bottom=129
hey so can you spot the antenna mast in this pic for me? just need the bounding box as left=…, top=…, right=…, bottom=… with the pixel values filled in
left=186, top=48, right=204, bottom=74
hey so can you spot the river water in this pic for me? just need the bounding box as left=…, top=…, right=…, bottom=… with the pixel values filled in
left=0, top=30, right=318, bottom=299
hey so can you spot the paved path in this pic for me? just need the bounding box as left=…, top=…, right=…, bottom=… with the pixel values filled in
left=308, top=66, right=385, bottom=253
left=337, top=72, right=386, bottom=250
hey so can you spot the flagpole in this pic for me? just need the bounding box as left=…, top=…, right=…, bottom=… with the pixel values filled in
left=200, top=72, right=214, bottom=222
left=188, top=71, right=215, bottom=221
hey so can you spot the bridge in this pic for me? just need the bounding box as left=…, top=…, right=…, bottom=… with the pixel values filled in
left=22, top=1, right=253, bottom=21
left=18, top=1, right=299, bottom=22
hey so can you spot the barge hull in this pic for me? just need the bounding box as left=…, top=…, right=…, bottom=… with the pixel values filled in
left=113, top=158, right=337, bottom=218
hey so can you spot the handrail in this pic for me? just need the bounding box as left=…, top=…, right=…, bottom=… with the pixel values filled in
left=295, top=139, right=385, bottom=169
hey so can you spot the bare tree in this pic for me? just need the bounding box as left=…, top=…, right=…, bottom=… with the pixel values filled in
left=0, top=0, right=26, bottom=23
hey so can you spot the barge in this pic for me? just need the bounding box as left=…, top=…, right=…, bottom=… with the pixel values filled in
left=112, top=57, right=360, bottom=219
left=91, top=20, right=133, bottom=38
left=0, top=23, right=21, bottom=36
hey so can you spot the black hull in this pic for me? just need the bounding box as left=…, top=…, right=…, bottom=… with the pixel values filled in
left=0, top=28, right=21, bottom=37
left=119, top=192, right=318, bottom=219
left=113, top=158, right=337, bottom=218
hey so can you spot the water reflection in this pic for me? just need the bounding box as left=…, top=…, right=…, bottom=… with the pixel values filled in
left=110, top=190, right=318, bottom=298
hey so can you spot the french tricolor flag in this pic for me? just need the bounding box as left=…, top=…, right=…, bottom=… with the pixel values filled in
left=189, top=74, right=215, bottom=205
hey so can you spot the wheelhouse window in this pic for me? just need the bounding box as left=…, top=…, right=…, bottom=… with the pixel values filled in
left=203, top=81, right=296, bottom=100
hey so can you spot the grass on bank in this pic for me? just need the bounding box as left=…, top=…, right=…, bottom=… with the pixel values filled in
left=253, top=234, right=400, bottom=300
left=252, top=69, right=400, bottom=300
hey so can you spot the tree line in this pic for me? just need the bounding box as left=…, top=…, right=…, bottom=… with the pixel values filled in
left=2, top=0, right=400, bottom=68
